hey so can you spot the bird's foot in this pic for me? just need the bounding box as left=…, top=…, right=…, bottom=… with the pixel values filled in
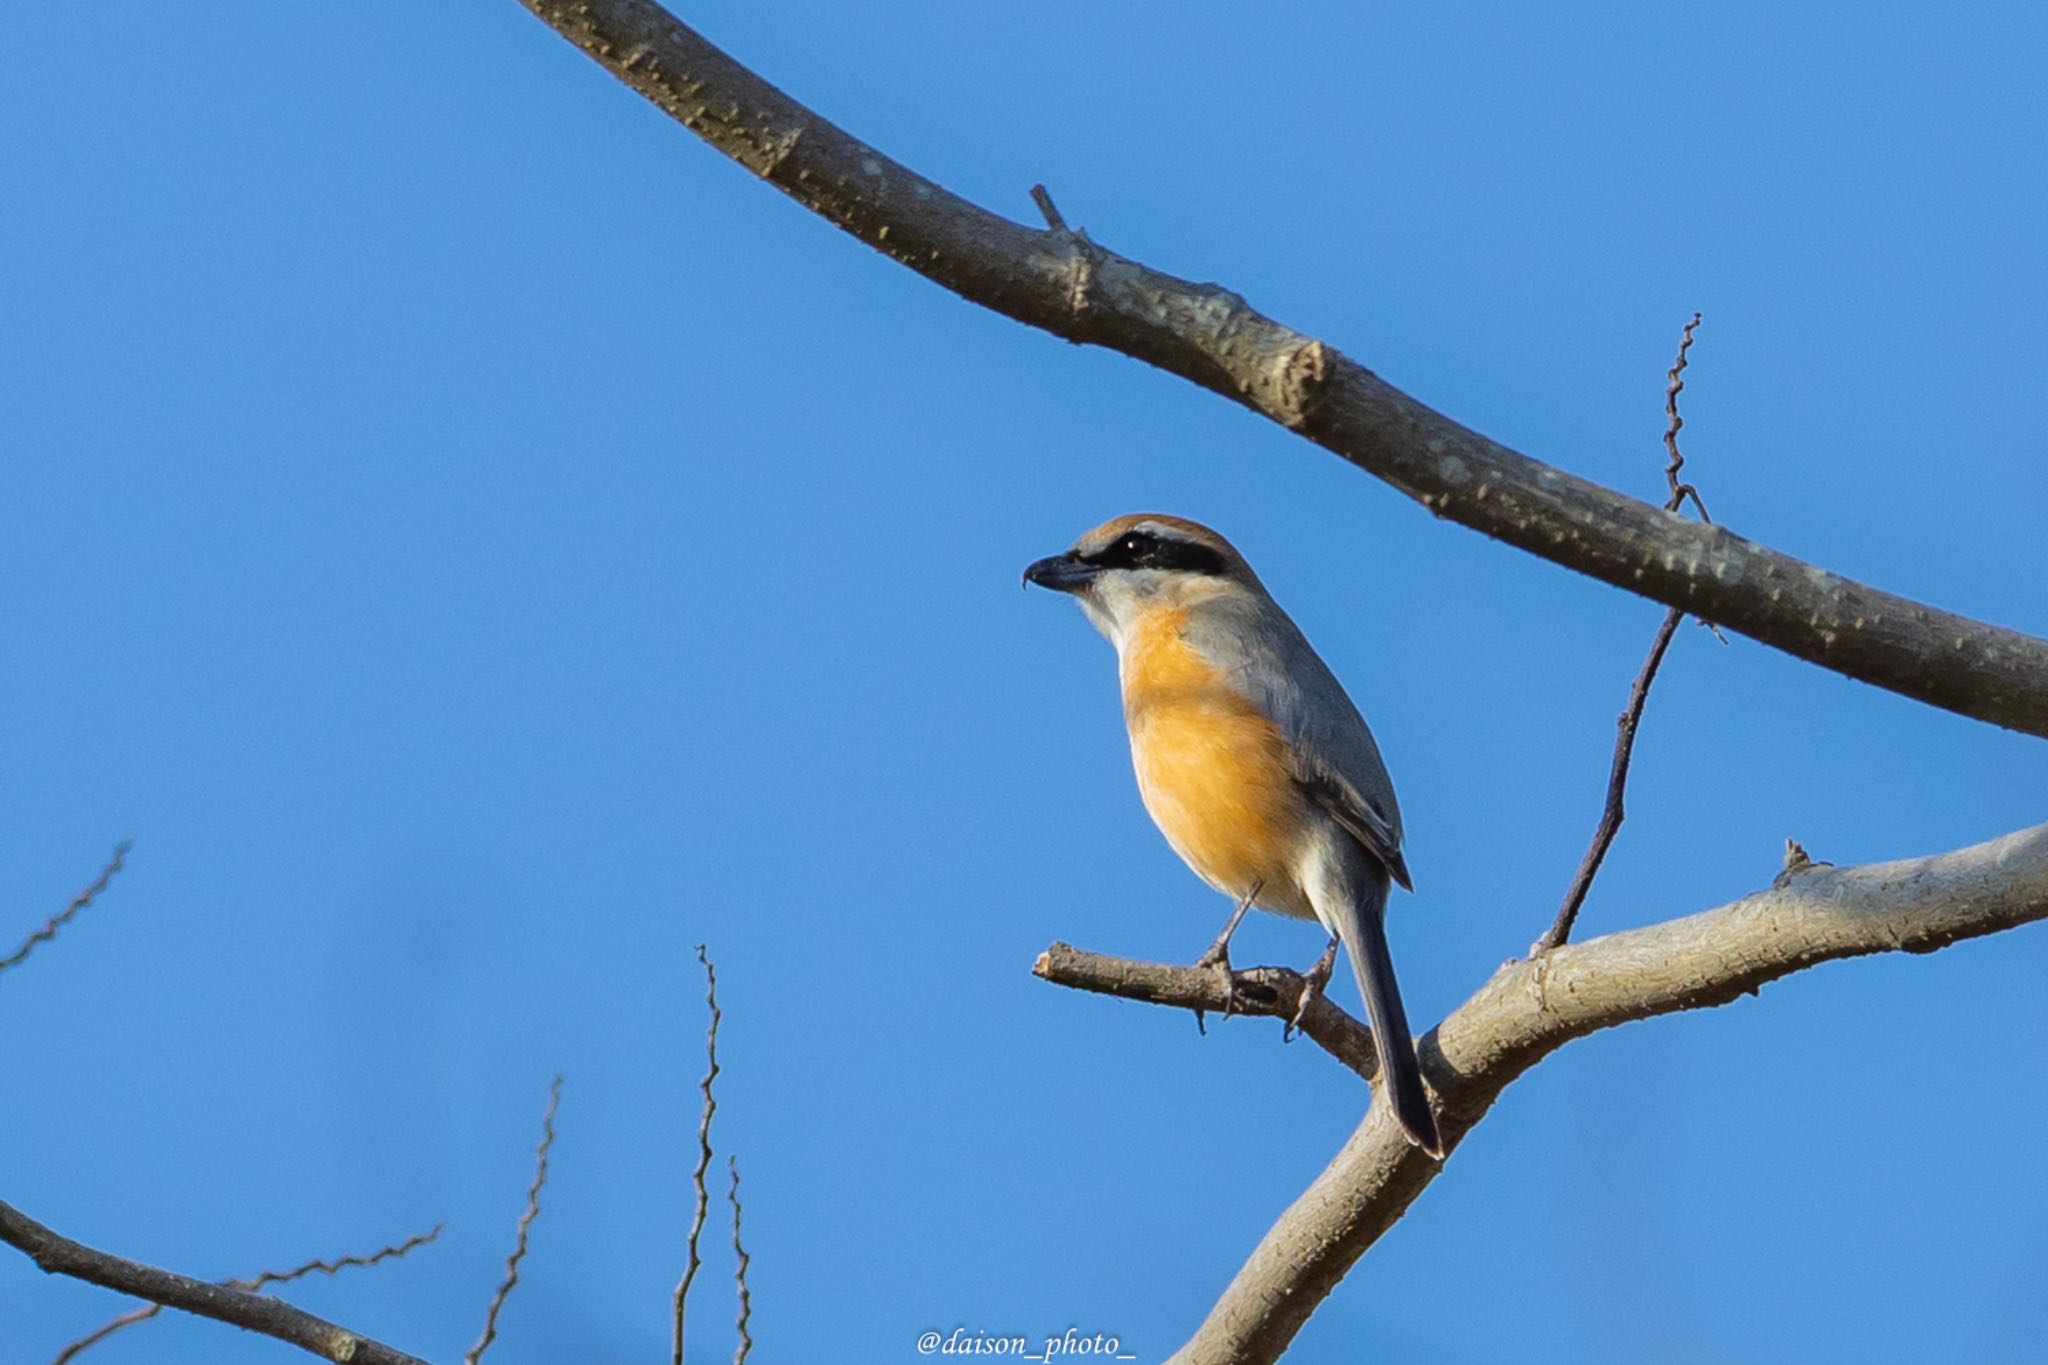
left=1285, top=936, right=1340, bottom=1042
left=1192, top=940, right=1240, bottom=1034
left=1191, top=884, right=1260, bottom=1034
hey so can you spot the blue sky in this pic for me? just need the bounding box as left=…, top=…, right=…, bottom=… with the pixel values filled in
left=5, top=3, right=2044, bottom=1362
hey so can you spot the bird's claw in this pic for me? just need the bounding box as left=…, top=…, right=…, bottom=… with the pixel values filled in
left=1191, top=884, right=1262, bottom=1035
left=1285, top=937, right=1340, bottom=1041
left=1192, top=944, right=1240, bottom=1028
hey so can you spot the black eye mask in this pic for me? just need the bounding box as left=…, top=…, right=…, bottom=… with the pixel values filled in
left=1082, top=530, right=1229, bottom=577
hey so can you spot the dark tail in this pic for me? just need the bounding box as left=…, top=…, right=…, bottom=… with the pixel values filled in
left=1333, top=867, right=1443, bottom=1158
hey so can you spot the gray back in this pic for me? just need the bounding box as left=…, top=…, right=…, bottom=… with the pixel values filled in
left=1183, top=589, right=1408, bottom=881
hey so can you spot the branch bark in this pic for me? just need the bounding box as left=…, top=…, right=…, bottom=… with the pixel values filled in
left=1038, top=822, right=2048, bottom=1365
left=0, top=1200, right=431, bottom=1365
left=512, top=0, right=2048, bottom=737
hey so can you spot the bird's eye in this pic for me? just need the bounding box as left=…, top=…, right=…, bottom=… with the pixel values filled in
left=1083, top=529, right=1162, bottom=570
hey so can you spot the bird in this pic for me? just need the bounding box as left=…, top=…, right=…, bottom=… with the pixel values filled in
left=1024, top=514, right=1442, bottom=1157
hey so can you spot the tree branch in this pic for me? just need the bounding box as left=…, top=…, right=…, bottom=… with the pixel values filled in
left=1076, top=821, right=2047, bottom=1365
left=512, top=0, right=2048, bottom=737
left=52, top=1223, right=442, bottom=1364
left=1033, top=945, right=1384, bottom=1085
left=0, top=1200, right=430, bottom=1365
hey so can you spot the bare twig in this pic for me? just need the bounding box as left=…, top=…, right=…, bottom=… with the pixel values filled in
left=53, top=1224, right=442, bottom=1364
left=1535, top=315, right=1709, bottom=953
left=1034, top=945, right=1382, bottom=1084
left=727, top=1156, right=752, bottom=1365
left=1774, top=838, right=1833, bottom=887
left=236, top=1226, right=445, bottom=1294
left=2, top=840, right=132, bottom=979
left=512, top=0, right=2048, bottom=736
left=50, top=1302, right=160, bottom=1362
left=1028, top=183, right=1066, bottom=233
left=1662, top=312, right=1709, bottom=522
left=0, top=1200, right=430, bottom=1365
left=466, top=1075, right=563, bottom=1365
left=1535, top=608, right=1684, bottom=953
left=673, top=945, right=722, bottom=1365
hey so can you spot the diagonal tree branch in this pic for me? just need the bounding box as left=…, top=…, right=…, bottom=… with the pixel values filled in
left=512, top=0, right=2048, bottom=737
left=52, top=1223, right=442, bottom=1364
left=1536, top=608, right=1683, bottom=954
left=0, top=1200, right=431, bottom=1365
left=1029, top=821, right=2045, bottom=1365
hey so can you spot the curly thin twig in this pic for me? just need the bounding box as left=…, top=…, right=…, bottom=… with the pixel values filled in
left=52, top=1224, right=443, bottom=1364
left=727, top=1156, right=752, bottom=1365
left=673, top=945, right=722, bottom=1365
left=1662, top=312, right=1710, bottom=522
left=465, top=1075, right=562, bottom=1365
left=1536, top=314, right=1709, bottom=952
left=237, top=1226, right=445, bottom=1292
left=2, top=840, right=133, bottom=978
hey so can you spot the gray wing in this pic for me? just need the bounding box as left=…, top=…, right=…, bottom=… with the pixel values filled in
left=1185, top=592, right=1412, bottom=891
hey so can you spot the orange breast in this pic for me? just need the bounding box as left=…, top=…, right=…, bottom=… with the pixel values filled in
left=1120, top=609, right=1314, bottom=918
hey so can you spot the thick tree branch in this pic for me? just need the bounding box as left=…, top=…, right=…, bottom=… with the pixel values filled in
left=0, top=1200, right=430, bottom=1365
left=1040, top=823, right=2048, bottom=1365
left=513, top=0, right=2048, bottom=736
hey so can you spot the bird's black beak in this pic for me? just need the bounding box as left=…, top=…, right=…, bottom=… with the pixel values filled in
left=1022, top=552, right=1099, bottom=594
